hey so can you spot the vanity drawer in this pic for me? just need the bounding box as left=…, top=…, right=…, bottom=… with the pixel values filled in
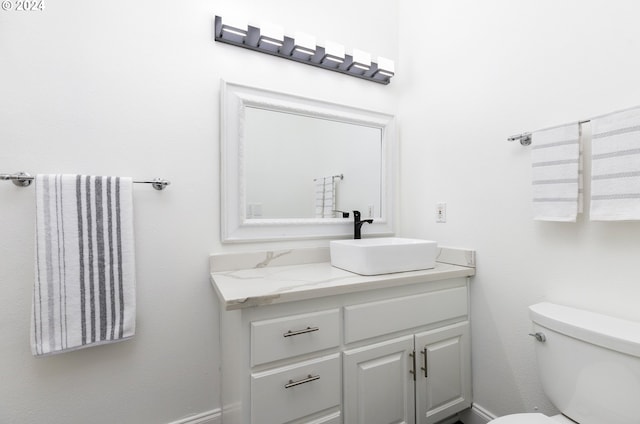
left=251, top=309, right=340, bottom=366
left=250, top=353, right=341, bottom=424
left=344, top=286, right=468, bottom=343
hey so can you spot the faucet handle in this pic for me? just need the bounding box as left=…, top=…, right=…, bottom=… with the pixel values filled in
left=353, top=210, right=361, bottom=219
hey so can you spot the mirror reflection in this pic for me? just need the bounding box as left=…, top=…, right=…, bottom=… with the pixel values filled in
left=244, top=107, right=382, bottom=219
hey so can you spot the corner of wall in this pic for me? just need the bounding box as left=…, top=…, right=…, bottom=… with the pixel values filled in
left=458, top=404, right=496, bottom=424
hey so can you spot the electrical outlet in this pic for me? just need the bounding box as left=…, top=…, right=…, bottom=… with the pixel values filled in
left=247, top=203, right=263, bottom=218
left=436, top=202, right=447, bottom=223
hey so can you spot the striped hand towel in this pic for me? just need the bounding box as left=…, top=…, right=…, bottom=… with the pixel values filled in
left=531, top=123, right=582, bottom=221
left=314, top=176, right=336, bottom=218
left=591, top=108, right=640, bottom=220
left=32, top=175, right=136, bottom=356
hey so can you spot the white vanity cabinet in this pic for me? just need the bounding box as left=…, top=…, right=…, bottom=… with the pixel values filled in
left=343, top=288, right=471, bottom=424
left=342, top=322, right=472, bottom=424
left=211, top=249, right=475, bottom=424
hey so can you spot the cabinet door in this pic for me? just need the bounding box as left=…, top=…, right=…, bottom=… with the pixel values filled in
left=343, top=335, right=416, bottom=424
left=415, top=321, right=471, bottom=424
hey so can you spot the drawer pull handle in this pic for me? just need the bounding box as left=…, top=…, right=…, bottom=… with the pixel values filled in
left=283, top=326, right=319, bottom=337
left=284, top=374, right=320, bottom=389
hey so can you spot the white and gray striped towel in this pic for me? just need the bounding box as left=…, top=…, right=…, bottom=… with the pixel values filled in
left=531, top=123, right=582, bottom=221
left=314, top=176, right=336, bottom=218
left=591, top=108, right=640, bottom=220
left=32, top=175, right=136, bottom=356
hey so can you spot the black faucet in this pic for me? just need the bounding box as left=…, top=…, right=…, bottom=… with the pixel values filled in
left=353, top=210, right=373, bottom=239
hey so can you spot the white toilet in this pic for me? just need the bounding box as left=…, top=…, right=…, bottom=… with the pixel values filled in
left=489, top=302, right=640, bottom=424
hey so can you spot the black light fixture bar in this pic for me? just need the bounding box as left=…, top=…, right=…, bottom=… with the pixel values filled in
left=214, top=16, right=393, bottom=85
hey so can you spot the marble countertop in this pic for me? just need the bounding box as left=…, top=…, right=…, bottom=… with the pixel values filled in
left=210, top=247, right=475, bottom=310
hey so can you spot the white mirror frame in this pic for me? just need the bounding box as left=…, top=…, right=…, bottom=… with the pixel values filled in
left=220, top=80, right=397, bottom=243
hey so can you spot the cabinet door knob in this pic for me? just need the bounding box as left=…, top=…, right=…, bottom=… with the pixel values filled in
left=283, top=326, right=319, bottom=337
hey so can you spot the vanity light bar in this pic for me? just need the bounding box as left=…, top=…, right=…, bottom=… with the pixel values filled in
left=214, top=15, right=395, bottom=85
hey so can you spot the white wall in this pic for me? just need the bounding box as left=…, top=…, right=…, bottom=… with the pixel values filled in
left=398, top=0, right=640, bottom=418
left=0, top=1, right=398, bottom=423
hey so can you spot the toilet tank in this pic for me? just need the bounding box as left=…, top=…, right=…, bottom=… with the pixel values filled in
left=529, top=302, right=640, bottom=424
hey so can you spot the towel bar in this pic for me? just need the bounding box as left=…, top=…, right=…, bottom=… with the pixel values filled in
left=508, top=119, right=594, bottom=145
left=0, top=172, right=171, bottom=190
left=313, top=174, right=344, bottom=181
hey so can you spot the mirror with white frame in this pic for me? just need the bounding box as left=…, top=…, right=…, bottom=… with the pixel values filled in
left=221, top=80, right=396, bottom=242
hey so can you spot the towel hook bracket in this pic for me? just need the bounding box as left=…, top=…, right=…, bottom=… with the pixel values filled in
left=508, top=133, right=532, bottom=146
left=0, top=172, right=33, bottom=187
left=150, top=178, right=171, bottom=191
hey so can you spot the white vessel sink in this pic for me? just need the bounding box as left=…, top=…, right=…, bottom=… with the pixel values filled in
left=330, top=237, right=438, bottom=276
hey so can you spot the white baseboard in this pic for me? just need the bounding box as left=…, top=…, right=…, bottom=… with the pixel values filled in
left=458, top=403, right=497, bottom=424
left=167, top=409, right=221, bottom=424
left=165, top=404, right=495, bottom=424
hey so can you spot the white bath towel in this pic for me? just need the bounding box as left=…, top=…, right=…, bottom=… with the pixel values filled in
left=531, top=123, right=581, bottom=221
left=32, top=175, right=136, bottom=356
left=590, top=108, right=640, bottom=220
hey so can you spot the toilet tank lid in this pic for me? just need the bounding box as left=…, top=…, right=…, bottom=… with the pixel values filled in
left=529, top=302, right=640, bottom=358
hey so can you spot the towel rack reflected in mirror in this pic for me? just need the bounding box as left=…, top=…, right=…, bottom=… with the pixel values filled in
left=0, top=172, right=171, bottom=190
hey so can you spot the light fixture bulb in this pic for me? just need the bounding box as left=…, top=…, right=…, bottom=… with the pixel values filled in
left=322, top=40, right=345, bottom=67
left=348, top=49, right=371, bottom=75
left=292, top=32, right=316, bottom=60
left=220, top=16, right=248, bottom=43
left=258, top=22, right=284, bottom=51
left=374, top=56, right=395, bottom=81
